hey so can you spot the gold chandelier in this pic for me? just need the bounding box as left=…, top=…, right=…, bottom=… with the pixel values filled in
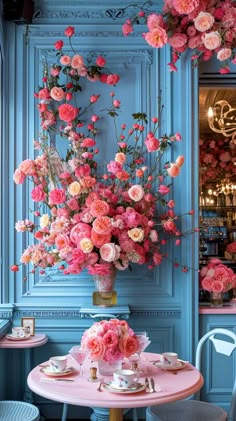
left=208, top=100, right=236, bottom=144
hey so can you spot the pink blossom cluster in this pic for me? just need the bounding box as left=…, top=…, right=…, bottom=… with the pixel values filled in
left=12, top=27, right=196, bottom=277
left=122, top=0, right=236, bottom=73
left=226, top=242, right=236, bottom=253
left=199, top=137, right=236, bottom=186
left=200, top=258, right=236, bottom=292
left=80, top=319, right=146, bottom=363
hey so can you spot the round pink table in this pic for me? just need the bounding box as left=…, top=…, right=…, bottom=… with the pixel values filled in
left=0, top=333, right=48, bottom=402
left=27, top=352, right=203, bottom=421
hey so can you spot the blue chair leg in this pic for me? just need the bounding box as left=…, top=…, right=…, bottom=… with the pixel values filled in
left=61, top=403, right=68, bottom=421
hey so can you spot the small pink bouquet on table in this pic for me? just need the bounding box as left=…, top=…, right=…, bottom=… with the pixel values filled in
left=80, top=319, right=150, bottom=375
left=200, top=258, right=236, bottom=306
left=226, top=242, right=236, bottom=260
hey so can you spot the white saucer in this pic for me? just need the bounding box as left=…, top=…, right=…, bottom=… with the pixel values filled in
left=154, top=360, right=186, bottom=371
left=40, top=366, right=74, bottom=377
left=6, top=333, right=31, bottom=341
left=103, top=381, right=145, bottom=394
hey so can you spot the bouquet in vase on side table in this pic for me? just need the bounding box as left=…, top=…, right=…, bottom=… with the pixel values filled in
left=80, top=319, right=151, bottom=376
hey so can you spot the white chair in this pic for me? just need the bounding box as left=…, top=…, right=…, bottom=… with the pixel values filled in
left=146, top=328, right=236, bottom=421
left=0, top=401, right=40, bottom=421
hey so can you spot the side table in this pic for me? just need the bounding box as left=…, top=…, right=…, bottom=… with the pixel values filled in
left=0, top=333, right=48, bottom=402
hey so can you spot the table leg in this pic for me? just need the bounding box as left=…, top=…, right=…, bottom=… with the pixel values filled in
left=23, top=349, right=34, bottom=403
left=109, top=408, right=123, bottom=421
left=61, top=403, right=68, bottom=421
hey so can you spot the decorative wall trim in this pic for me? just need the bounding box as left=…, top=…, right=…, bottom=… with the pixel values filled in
left=13, top=306, right=181, bottom=319
left=0, top=304, right=14, bottom=319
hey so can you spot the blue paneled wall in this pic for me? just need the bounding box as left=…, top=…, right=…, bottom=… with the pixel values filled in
left=0, top=1, right=200, bottom=418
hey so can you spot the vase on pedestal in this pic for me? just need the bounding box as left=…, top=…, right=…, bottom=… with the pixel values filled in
left=93, top=267, right=117, bottom=307
left=210, top=291, right=223, bottom=308
left=97, top=359, right=122, bottom=376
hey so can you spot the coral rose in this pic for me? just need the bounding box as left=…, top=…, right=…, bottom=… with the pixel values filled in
left=58, top=103, right=78, bottom=122
left=143, top=27, right=168, bottom=48
left=119, top=335, right=139, bottom=357
left=50, top=87, right=65, bottom=101
left=92, top=216, right=113, bottom=235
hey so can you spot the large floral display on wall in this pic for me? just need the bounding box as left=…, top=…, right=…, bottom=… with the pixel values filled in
left=122, top=0, right=236, bottom=73
left=11, top=26, right=196, bottom=281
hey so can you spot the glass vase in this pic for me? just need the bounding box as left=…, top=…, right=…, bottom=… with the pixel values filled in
left=93, top=267, right=117, bottom=307
left=98, top=359, right=122, bottom=376
left=210, top=291, right=223, bottom=308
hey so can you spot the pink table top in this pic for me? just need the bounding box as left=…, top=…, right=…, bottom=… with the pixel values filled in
left=0, top=334, right=48, bottom=349
left=27, top=352, right=203, bottom=410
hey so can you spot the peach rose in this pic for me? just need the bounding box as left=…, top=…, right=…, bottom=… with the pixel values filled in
left=91, top=230, right=112, bottom=248
left=50, top=87, right=65, bottom=101
left=68, top=181, right=82, bottom=196
left=19, top=159, right=35, bottom=175
left=175, top=155, right=185, bottom=167
left=79, top=238, right=94, bottom=253
left=128, top=185, right=144, bottom=202
left=13, top=169, right=25, bottom=184
left=128, top=228, right=144, bottom=242
left=147, top=13, right=165, bottom=31
left=119, top=335, right=139, bottom=357
left=115, top=152, right=126, bottom=164
left=71, top=54, right=84, bottom=69
left=90, top=200, right=110, bottom=217
left=100, top=243, right=121, bottom=262
left=167, top=163, right=180, bottom=177
left=217, top=48, right=232, bottom=61
left=202, top=31, right=221, bottom=50
left=55, top=234, right=70, bottom=250
left=92, top=216, right=112, bottom=235
left=143, top=27, right=168, bottom=48
left=173, top=0, right=199, bottom=14
left=86, top=336, right=105, bottom=360
left=194, top=12, right=215, bottom=32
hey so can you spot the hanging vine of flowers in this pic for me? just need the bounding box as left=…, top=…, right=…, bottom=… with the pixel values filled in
left=122, top=0, right=236, bottom=73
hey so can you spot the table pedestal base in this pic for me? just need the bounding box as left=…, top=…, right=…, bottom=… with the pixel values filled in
left=110, top=408, right=123, bottom=421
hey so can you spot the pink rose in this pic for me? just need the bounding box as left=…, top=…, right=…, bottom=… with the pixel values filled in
left=168, top=34, right=187, bottom=48
left=64, top=26, right=75, bottom=37
left=96, top=56, right=106, bottom=67
left=54, top=40, right=64, bottom=50
left=19, top=159, right=35, bottom=175
left=86, top=336, right=105, bottom=360
left=147, top=13, right=165, bottom=31
left=90, top=200, right=110, bottom=217
left=173, top=0, right=199, bottom=14
left=194, top=12, right=215, bottom=32
left=122, top=21, right=133, bottom=36
left=145, top=136, right=160, bottom=152
left=211, top=280, right=224, bottom=293
left=158, top=185, right=170, bottom=195
left=202, top=276, right=213, bottom=291
left=188, top=35, right=202, bottom=49
left=107, top=160, right=122, bottom=174
left=31, top=185, right=46, bottom=202
left=81, top=137, right=96, bottom=147
left=92, top=216, right=112, bottom=235
left=58, top=103, right=78, bottom=122
left=49, top=188, right=66, bottom=205
left=202, top=31, right=222, bottom=50
left=70, top=223, right=91, bottom=246
left=55, top=234, right=70, bottom=250
left=91, top=230, right=111, bottom=248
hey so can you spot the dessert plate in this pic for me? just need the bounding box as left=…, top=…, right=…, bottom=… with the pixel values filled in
left=40, top=366, right=74, bottom=377
left=6, top=333, right=31, bottom=341
left=153, top=360, right=186, bottom=371
left=103, top=381, right=145, bottom=394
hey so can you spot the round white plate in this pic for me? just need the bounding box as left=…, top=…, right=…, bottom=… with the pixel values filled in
left=40, top=366, right=74, bottom=377
left=103, top=381, right=145, bottom=394
left=154, top=360, right=186, bottom=371
left=6, top=333, right=31, bottom=341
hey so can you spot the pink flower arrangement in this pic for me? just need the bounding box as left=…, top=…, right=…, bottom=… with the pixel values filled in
left=80, top=319, right=150, bottom=363
left=199, top=137, right=236, bottom=186
left=200, top=258, right=236, bottom=292
left=226, top=242, right=236, bottom=254
left=122, top=0, right=236, bottom=73
left=12, top=26, right=196, bottom=278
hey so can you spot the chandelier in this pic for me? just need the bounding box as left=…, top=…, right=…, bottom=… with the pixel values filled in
left=208, top=100, right=236, bottom=144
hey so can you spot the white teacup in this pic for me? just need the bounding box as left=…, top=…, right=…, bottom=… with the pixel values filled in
left=113, top=369, right=139, bottom=388
left=12, top=327, right=26, bottom=338
left=160, top=352, right=178, bottom=366
left=49, top=356, right=67, bottom=372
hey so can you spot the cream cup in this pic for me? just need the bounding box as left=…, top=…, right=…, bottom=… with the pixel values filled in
left=113, top=369, right=139, bottom=388
left=49, top=356, right=67, bottom=372
left=11, top=327, right=26, bottom=338
left=160, top=352, right=178, bottom=366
